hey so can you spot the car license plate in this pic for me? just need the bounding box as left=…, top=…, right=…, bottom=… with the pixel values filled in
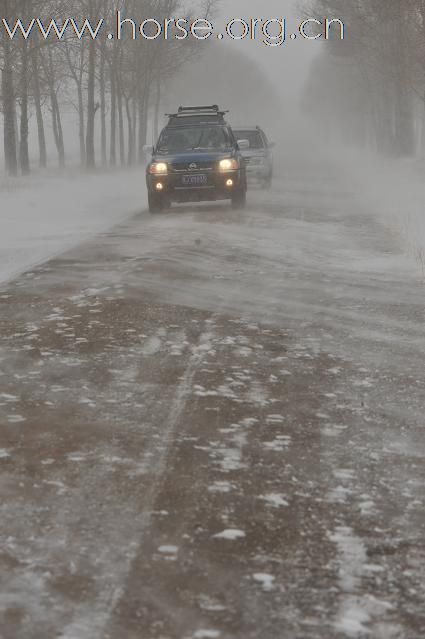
left=182, top=174, right=207, bottom=186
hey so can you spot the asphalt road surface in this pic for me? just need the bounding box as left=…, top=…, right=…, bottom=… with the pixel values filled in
left=1, top=152, right=424, bottom=639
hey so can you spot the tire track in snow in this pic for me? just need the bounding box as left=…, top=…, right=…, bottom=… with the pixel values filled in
left=59, top=324, right=216, bottom=639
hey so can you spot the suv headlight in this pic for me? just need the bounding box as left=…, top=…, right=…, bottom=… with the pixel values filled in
left=219, top=158, right=239, bottom=171
left=149, top=162, right=168, bottom=175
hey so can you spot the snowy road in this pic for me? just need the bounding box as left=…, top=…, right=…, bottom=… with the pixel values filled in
left=0, top=152, right=424, bottom=638
left=0, top=169, right=143, bottom=285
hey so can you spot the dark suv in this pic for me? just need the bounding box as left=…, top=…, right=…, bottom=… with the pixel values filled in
left=144, top=106, right=248, bottom=213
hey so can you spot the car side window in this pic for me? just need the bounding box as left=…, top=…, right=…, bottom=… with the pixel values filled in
left=250, top=132, right=264, bottom=149
left=227, top=128, right=236, bottom=146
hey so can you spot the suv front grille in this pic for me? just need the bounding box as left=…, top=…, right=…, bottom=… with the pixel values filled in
left=171, top=161, right=215, bottom=172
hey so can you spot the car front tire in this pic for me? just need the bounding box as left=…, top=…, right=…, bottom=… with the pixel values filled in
left=148, top=191, right=165, bottom=214
left=231, top=187, right=246, bottom=210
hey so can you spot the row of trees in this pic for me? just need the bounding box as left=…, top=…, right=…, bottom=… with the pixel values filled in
left=0, top=0, right=214, bottom=176
left=303, top=0, right=425, bottom=156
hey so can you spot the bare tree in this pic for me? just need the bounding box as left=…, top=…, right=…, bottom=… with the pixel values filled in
left=0, top=0, right=221, bottom=175
left=304, top=0, right=423, bottom=156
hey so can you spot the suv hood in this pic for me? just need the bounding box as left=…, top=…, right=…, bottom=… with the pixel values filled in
left=153, top=150, right=235, bottom=163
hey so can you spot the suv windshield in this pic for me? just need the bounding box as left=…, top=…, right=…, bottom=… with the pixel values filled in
left=234, top=130, right=264, bottom=150
left=157, top=126, right=231, bottom=153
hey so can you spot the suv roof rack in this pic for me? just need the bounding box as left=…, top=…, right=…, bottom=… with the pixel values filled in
left=165, top=105, right=229, bottom=126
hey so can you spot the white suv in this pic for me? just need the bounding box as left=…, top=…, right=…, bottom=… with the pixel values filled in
left=232, top=126, right=274, bottom=189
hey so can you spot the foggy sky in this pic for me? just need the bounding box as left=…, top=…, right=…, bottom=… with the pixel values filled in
left=217, top=0, right=321, bottom=106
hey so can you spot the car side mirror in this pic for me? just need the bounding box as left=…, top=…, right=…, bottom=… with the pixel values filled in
left=237, top=139, right=250, bottom=150
left=143, top=144, right=154, bottom=155
left=269, top=142, right=276, bottom=149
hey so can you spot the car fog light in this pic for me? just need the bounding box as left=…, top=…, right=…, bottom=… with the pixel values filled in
left=226, top=179, right=233, bottom=187
left=156, top=182, right=163, bottom=191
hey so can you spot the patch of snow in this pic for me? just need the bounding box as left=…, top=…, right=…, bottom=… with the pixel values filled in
left=213, top=529, right=246, bottom=540
left=0, top=169, right=143, bottom=285
left=0, top=393, right=18, bottom=402
left=333, top=469, right=356, bottom=481
left=67, top=453, right=88, bottom=462
left=208, top=481, right=235, bottom=493
left=197, top=595, right=226, bottom=612
left=7, top=414, right=26, bottom=423
left=259, top=493, right=289, bottom=508
left=158, top=545, right=178, bottom=554
left=263, top=437, right=291, bottom=452
left=252, top=573, right=276, bottom=591
left=343, top=149, right=425, bottom=268
left=326, top=486, right=354, bottom=504
left=141, top=336, right=162, bottom=356
left=265, top=414, right=285, bottom=424
left=358, top=500, right=375, bottom=516
left=239, top=417, right=258, bottom=427
left=193, top=630, right=221, bottom=639
left=327, top=526, right=393, bottom=637
left=334, top=600, right=370, bottom=638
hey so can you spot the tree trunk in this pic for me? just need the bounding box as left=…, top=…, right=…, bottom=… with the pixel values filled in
left=421, top=94, right=425, bottom=156
left=50, top=89, right=65, bottom=168
left=55, top=97, right=65, bottom=168
left=110, top=59, right=117, bottom=167
left=19, top=41, right=30, bottom=175
left=2, top=37, right=18, bottom=176
left=99, top=38, right=107, bottom=167
left=131, top=97, right=137, bottom=165
left=15, top=0, right=30, bottom=176
left=138, top=84, right=150, bottom=163
left=13, top=99, right=20, bottom=158
left=117, top=75, right=125, bottom=165
left=78, top=85, right=86, bottom=166
left=125, top=96, right=135, bottom=165
left=86, top=39, right=96, bottom=169
left=394, top=87, right=415, bottom=157
left=153, top=78, right=161, bottom=143
left=47, top=48, right=65, bottom=168
left=32, top=48, right=47, bottom=168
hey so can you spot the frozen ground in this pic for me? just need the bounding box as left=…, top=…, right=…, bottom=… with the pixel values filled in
left=1, top=149, right=424, bottom=286
left=0, top=168, right=144, bottom=284
left=336, top=148, right=425, bottom=277
left=0, top=148, right=424, bottom=638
